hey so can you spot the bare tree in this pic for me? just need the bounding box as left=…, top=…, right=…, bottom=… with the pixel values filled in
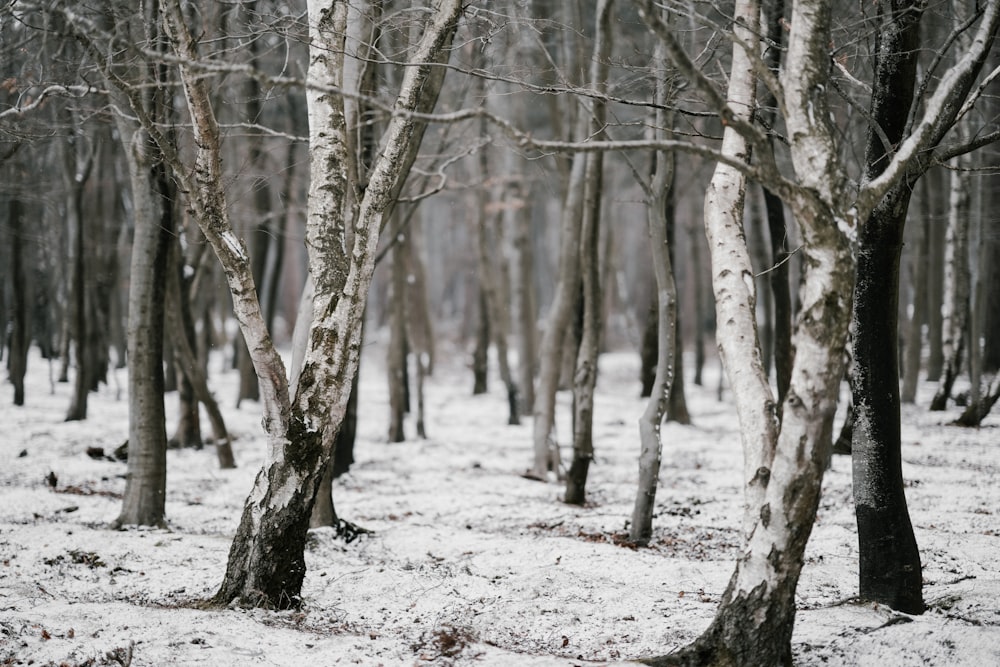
left=630, top=36, right=678, bottom=544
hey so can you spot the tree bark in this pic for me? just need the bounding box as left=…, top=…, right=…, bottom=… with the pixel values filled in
left=530, top=0, right=611, bottom=479
left=8, top=197, right=31, bottom=407
left=851, top=0, right=925, bottom=615
left=638, top=0, right=856, bottom=662
left=930, top=124, right=971, bottom=410
left=472, top=287, right=489, bottom=395
left=759, top=0, right=794, bottom=410
left=630, top=47, right=677, bottom=543
left=513, top=180, right=538, bottom=416
left=65, top=136, right=96, bottom=422
left=901, top=176, right=931, bottom=404
left=199, top=0, right=463, bottom=608
left=387, top=217, right=408, bottom=443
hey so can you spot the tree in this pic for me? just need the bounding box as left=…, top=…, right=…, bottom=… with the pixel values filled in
left=630, top=36, right=678, bottom=544
left=529, top=1, right=611, bottom=481
left=6, top=195, right=31, bottom=407
left=632, top=0, right=1000, bottom=662
left=564, top=0, right=613, bottom=505
left=110, top=1, right=176, bottom=528
left=176, top=0, right=465, bottom=608
left=850, top=0, right=925, bottom=616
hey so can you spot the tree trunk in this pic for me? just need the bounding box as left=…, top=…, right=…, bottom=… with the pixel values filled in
left=387, top=221, right=408, bottom=443
left=664, top=177, right=690, bottom=424
left=65, top=138, right=96, bottom=422
left=850, top=0, right=925, bottom=615
left=565, top=37, right=609, bottom=501
left=930, top=123, right=971, bottom=410
left=983, top=172, right=1000, bottom=373
left=639, top=295, right=657, bottom=397
left=853, top=187, right=924, bottom=612
left=637, top=0, right=856, bottom=662
left=630, top=54, right=677, bottom=543
left=688, top=219, right=706, bottom=387
left=165, top=237, right=236, bottom=468
left=760, top=0, right=794, bottom=410
left=925, top=168, right=947, bottom=380
left=901, top=176, right=931, bottom=404
left=472, top=287, right=489, bottom=395
left=476, top=121, right=521, bottom=426
left=514, top=181, right=538, bottom=416
left=8, top=197, right=31, bottom=407
left=201, top=0, right=464, bottom=607
left=530, top=0, right=611, bottom=479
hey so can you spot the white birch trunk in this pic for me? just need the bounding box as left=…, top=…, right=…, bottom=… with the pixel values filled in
left=700, top=0, right=775, bottom=539
left=161, top=0, right=464, bottom=608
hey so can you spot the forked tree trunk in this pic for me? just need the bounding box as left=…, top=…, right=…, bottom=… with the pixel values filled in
left=565, top=80, right=608, bottom=502
left=630, top=60, right=677, bottom=543
left=155, top=0, right=464, bottom=608
left=530, top=0, right=611, bottom=480
left=8, top=197, right=31, bottom=407
left=165, top=238, right=236, bottom=469
left=851, top=0, right=924, bottom=615
left=638, top=1, right=855, bottom=663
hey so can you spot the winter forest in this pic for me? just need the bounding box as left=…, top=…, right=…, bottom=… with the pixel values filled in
left=2, top=0, right=999, bottom=665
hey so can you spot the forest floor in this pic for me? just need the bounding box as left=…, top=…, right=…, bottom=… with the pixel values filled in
left=1, top=340, right=999, bottom=666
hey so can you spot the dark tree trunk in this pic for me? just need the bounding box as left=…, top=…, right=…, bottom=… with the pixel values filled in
left=8, top=198, right=31, bottom=406
left=387, top=231, right=408, bottom=443
left=759, top=0, right=793, bottom=409
left=852, top=187, right=924, bottom=613
left=688, top=219, right=706, bottom=386
left=981, top=169, right=1000, bottom=373
left=850, top=0, right=924, bottom=615
left=472, top=287, right=489, bottom=395
left=639, top=295, right=657, bottom=397
left=65, top=153, right=93, bottom=422
left=172, top=373, right=202, bottom=448
left=165, top=237, right=236, bottom=467
left=762, top=187, right=793, bottom=407
left=925, top=168, right=947, bottom=381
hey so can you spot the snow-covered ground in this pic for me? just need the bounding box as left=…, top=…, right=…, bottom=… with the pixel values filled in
left=2, top=342, right=998, bottom=666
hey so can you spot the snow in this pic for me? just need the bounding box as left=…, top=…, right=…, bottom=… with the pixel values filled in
left=2, top=343, right=999, bottom=665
